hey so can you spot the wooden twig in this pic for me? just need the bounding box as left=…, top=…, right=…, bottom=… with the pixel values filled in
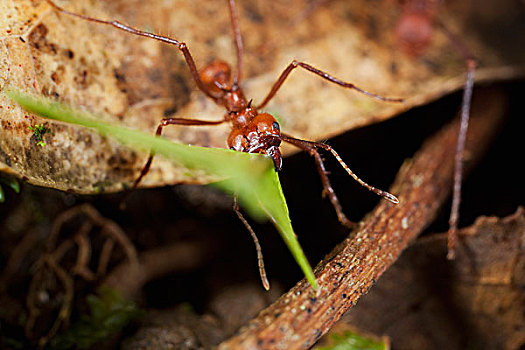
left=218, top=87, right=507, bottom=349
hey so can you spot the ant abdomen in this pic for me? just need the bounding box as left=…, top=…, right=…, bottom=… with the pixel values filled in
left=199, top=60, right=233, bottom=95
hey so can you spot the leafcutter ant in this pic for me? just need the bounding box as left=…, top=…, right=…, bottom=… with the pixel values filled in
left=45, top=0, right=403, bottom=289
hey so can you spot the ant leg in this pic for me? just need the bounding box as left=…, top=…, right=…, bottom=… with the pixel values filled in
left=447, top=59, right=476, bottom=259
left=438, top=21, right=477, bottom=259
left=132, top=117, right=226, bottom=189
left=228, top=0, right=244, bottom=83
left=45, top=0, right=216, bottom=100
left=282, top=134, right=399, bottom=204
left=257, top=60, right=404, bottom=109
left=282, top=137, right=356, bottom=228
left=233, top=197, right=270, bottom=290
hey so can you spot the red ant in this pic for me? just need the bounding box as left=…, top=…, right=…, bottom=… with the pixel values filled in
left=45, top=0, right=402, bottom=289
left=395, top=0, right=476, bottom=259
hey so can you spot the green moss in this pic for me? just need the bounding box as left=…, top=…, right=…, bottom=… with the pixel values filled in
left=28, top=123, right=52, bottom=147
left=49, top=288, right=141, bottom=350
left=315, top=330, right=388, bottom=350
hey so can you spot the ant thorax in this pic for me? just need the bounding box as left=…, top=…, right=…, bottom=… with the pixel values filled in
left=221, top=86, right=248, bottom=112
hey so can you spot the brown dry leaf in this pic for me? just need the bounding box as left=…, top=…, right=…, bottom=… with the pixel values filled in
left=1, top=0, right=524, bottom=193
left=121, top=306, right=225, bottom=350
left=122, top=284, right=283, bottom=348
left=334, top=208, right=525, bottom=350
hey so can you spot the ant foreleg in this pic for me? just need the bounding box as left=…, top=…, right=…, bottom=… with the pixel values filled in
left=257, top=60, right=404, bottom=109
left=282, top=136, right=356, bottom=229
left=282, top=134, right=399, bottom=204
left=233, top=197, right=270, bottom=290
left=132, top=117, right=227, bottom=190
left=45, top=0, right=217, bottom=100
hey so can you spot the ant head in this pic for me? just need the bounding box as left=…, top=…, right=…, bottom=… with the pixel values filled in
left=227, top=113, right=282, bottom=170
left=250, top=113, right=281, bottom=141
left=199, top=60, right=233, bottom=95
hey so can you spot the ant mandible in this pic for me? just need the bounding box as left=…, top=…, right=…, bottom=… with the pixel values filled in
left=45, top=0, right=402, bottom=289
left=395, top=0, right=476, bottom=259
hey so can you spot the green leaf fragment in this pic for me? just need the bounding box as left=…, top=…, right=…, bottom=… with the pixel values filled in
left=6, top=88, right=318, bottom=289
left=315, top=330, right=388, bottom=350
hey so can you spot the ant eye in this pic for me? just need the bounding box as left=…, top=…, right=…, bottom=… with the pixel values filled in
left=272, top=121, right=280, bottom=130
